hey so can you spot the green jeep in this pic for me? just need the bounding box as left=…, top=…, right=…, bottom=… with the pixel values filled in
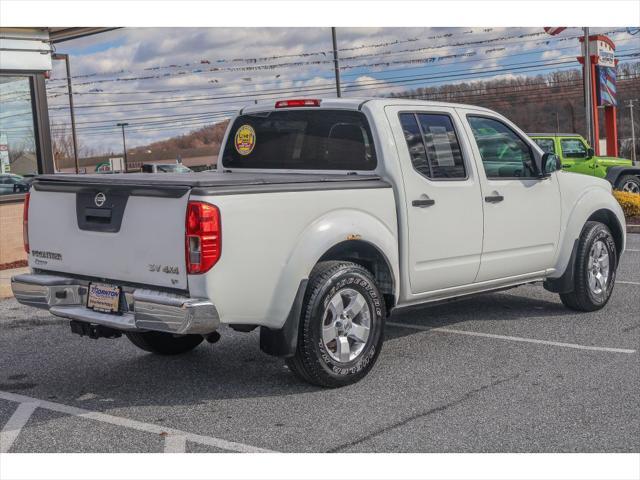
left=529, top=133, right=640, bottom=193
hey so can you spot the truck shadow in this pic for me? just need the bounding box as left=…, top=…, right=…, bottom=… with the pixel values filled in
left=384, top=287, right=568, bottom=341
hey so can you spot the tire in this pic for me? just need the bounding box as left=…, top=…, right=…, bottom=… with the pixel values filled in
left=125, top=331, right=203, bottom=355
left=560, top=221, right=618, bottom=312
left=286, top=261, right=385, bottom=388
left=615, top=175, right=640, bottom=194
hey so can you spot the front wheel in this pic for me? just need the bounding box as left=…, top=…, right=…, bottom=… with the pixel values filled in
left=286, top=261, right=385, bottom=388
left=560, top=221, right=617, bottom=312
left=126, top=331, right=204, bottom=355
left=615, top=175, right=640, bottom=194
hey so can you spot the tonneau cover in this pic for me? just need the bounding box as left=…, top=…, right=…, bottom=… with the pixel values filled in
left=34, top=171, right=383, bottom=188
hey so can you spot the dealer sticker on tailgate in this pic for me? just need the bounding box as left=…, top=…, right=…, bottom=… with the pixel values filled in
left=87, top=283, right=121, bottom=313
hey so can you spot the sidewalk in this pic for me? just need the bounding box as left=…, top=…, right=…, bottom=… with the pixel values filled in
left=0, top=266, right=29, bottom=299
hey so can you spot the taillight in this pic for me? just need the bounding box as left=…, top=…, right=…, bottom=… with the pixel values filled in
left=23, top=192, right=30, bottom=253
left=275, top=99, right=321, bottom=108
left=185, top=201, right=221, bottom=274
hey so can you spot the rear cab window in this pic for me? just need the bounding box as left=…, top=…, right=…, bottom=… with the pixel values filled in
left=221, top=109, right=376, bottom=171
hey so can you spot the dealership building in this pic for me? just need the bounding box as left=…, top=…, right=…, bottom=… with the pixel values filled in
left=0, top=28, right=111, bottom=265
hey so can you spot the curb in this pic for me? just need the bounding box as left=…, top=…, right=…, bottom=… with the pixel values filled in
left=0, top=266, right=29, bottom=300
left=628, top=224, right=640, bottom=234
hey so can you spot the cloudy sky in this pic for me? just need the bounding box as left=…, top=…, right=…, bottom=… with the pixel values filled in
left=27, top=27, right=640, bottom=153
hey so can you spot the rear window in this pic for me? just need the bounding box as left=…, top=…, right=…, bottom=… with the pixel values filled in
left=221, top=109, right=376, bottom=170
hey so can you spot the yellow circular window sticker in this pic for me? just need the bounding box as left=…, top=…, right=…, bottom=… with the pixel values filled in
left=234, top=125, right=256, bottom=156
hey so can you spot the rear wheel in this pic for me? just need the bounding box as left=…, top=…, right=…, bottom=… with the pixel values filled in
left=286, top=261, right=385, bottom=388
left=560, top=221, right=617, bottom=312
left=126, top=331, right=203, bottom=355
left=615, top=175, right=640, bottom=194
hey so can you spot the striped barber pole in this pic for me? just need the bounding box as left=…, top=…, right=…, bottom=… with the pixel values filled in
left=544, top=27, right=567, bottom=36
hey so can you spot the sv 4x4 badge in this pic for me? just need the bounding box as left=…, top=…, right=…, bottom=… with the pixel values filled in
left=148, top=264, right=180, bottom=275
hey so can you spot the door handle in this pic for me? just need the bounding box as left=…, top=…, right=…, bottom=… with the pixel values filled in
left=412, top=197, right=435, bottom=208
left=484, top=194, right=504, bottom=203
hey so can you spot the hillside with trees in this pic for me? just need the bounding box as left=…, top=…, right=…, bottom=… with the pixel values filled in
left=389, top=62, right=640, bottom=158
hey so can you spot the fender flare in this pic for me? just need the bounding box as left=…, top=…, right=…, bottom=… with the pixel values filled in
left=259, top=208, right=399, bottom=357
left=604, top=166, right=640, bottom=187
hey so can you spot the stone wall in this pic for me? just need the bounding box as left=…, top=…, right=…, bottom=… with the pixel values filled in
left=0, top=200, right=27, bottom=265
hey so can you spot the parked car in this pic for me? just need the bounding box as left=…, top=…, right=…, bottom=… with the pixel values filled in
left=141, top=162, right=192, bottom=173
left=13, top=98, right=626, bottom=387
left=529, top=133, right=640, bottom=193
left=0, top=173, right=30, bottom=194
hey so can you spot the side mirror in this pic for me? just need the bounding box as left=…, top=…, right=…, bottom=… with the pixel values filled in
left=586, top=147, right=594, bottom=159
left=541, top=153, right=562, bottom=176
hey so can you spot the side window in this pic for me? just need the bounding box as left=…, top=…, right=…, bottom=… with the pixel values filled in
left=560, top=138, right=588, bottom=158
left=399, top=113, right=429, bottom=177
left=399, top=112, right=466, bottom=180
left=532, top=138, right=555, bottom=154
left=467, top=116, right=537, bottom=179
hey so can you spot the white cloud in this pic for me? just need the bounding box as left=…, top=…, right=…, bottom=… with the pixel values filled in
left=44, top=26, right=590, bottom=152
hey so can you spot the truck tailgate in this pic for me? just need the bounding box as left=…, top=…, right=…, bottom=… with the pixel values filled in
left=28, top=182, right=190, bottom=290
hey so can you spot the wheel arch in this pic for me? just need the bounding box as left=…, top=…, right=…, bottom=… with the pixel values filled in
left=549, top=182, right=626, bottom=282
left=586, top=208, right=625, bottom=256
left=604, top=166, right=640, bottom=188
left=318, top=239, right=397, bottom=311
left=260, top=208, right=399, bottom=358
left=546, top=204, right=625, bottom=294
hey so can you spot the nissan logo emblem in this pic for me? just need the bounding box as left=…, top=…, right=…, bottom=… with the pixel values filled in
left=94, top=192, right=107, bottom=207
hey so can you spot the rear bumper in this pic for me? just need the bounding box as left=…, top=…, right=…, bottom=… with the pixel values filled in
left=11, top=273, right=219, bottom=335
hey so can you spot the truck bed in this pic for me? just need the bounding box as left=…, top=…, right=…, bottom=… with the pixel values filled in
left=27, top=170, right=391, bottom=293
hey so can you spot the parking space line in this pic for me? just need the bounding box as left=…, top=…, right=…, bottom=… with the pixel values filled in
left=0, top=391, right=274, bottom=453
left=618, top=280, right=640, bottom=286
left=625, top=249, right=640, bottom=252
left=386, top=322, right=637, bottom=354
left=0, top=401, right=40, bottom=453
left=164, top=434, right=187, bottom=453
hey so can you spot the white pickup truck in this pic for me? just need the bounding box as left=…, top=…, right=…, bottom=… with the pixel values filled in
left=13, top=98, right=626, bottom=387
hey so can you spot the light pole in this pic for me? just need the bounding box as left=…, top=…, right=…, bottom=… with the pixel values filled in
left=629, top=100, right=637, bottom=165
left=331, top=27, right=342, bottom=98
left=117, top=122, right=129, bottom=172
left=52, top=53, right=79, bottom=174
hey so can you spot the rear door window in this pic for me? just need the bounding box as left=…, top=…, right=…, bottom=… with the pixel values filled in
left=222, top=110, right=376, bottom=170
left=398, top=113, right=466, bottom=180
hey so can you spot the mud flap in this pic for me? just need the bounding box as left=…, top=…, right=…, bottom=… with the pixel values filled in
left=259, top=279, right=308, bottom=358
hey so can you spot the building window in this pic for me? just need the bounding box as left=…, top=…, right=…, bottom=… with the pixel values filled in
left=0, top=75, right=39, bottom=195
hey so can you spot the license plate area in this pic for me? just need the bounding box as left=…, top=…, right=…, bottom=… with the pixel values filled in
left=87, top=283, right=122, bottom=313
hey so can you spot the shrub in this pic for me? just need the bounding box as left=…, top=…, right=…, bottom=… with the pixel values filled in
left=613, top=190, right=640, bottom=219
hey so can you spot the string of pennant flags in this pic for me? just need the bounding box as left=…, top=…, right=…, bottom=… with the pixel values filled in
left=45, top=29, right=472, bottom=81
left=45, top=28, right=629, bottom=86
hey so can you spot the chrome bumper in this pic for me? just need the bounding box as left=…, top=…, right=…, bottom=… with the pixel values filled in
left=11, top=273, right=219, bottom=335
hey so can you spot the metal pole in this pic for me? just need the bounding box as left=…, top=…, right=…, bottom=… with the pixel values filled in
left=583, top=27, right=594, bottom=148
left=629, top=100, right=637, bottom=165
left=331, top=27, right=342, bottom=98
left=53, top=54, right=79, bottom=174
left=117, top=122, right=129, bottom=172
left=555, top=111, right=560, bottom=133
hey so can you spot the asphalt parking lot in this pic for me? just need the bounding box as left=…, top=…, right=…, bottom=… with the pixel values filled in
left=1, top=235, right=638, bottom=453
